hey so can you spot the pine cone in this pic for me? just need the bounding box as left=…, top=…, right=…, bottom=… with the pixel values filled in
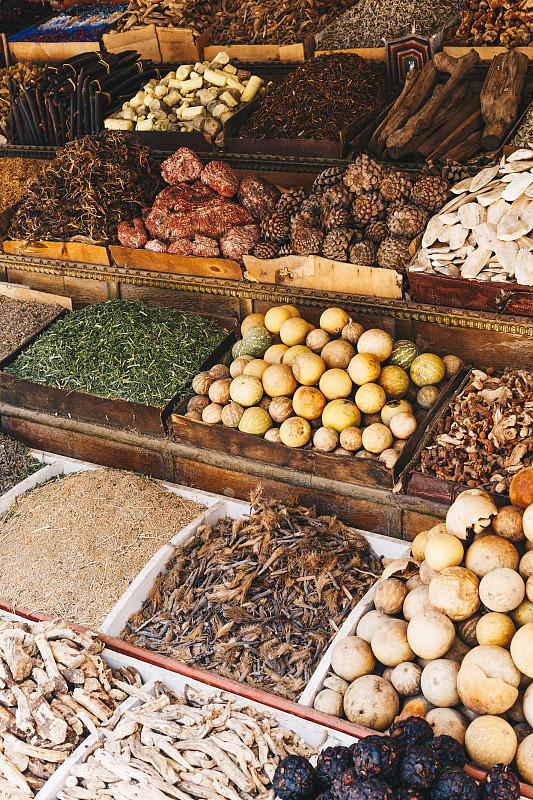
left=349, top=240, right=378, bottom=266
left=344, top=154, right=383, bottom=196
left=387, top=205, right=429, bottom=238
left=410, top=175, right=450, bottom=212
left=377, top=236, right=411, bottom=270
left=365, top=220, right=389, bottom=244
left=292, top=197, right=322, bottom=230
left=322, top=228, right=352, bottom=261
left=278, top=243, right=292, bottom=256
left=253, top=242, right=280, bottom=259
left=351, top=192, right=387, bottom=228
left=323, top=207, right=354, bottom=232
left=312, top=166, right=346, bottom=195
left=320, top=184, right=352, bottom=211
left=291, top=226, right=324, bottom=256
left=442, top=160, right=472, bottom=187
left=261, top=210, right=291, bottom=242
left=380, top=169, right=414, bottom=203
left=276, top=188, right=306, bottom=216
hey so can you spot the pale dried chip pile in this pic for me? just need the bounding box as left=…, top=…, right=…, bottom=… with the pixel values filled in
left=0, top=469, right=205, bottom=626
left=408, top=148, right=533, bottom=285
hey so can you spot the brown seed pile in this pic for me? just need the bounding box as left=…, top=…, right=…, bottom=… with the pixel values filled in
left=0, top=469, right=205, bottom=626
left=121, top=492, right=383, bottom=700
left=0, top=159, right=45, bottom=213
left=418, top=367, right=533, bottom=493
left=210, top=0, right=357, bottom=46
left=238, top=54, right=396, bottom=141
left=0, top=432, right=40, bottom=495
left=113, top=0, right=216, bottom=35
left=0, top=294, right=63, bottom=362
left=317, top=0, right=460, bottom=49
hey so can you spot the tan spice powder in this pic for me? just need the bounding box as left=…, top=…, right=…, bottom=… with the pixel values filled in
left=0, top=468, right=205, bottom=627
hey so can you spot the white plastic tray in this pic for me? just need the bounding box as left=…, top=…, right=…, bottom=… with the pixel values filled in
left=35, top=660, right=360, bottom=800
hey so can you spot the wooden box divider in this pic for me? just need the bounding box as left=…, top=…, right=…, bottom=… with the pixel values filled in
left=109, top=246, right=243, bottom=280
left=2, top=240, right=111, bottom=267
left=0, top=314, right=236, bottom=438
left=171, top=345, right=465, bottom=492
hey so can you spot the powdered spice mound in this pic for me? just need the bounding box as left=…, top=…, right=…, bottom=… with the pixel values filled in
left=0, top=469, right=205, bottom=626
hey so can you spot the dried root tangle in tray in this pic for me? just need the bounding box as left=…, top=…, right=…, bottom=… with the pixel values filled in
left=122, top=493, right=383, bottom=700
left=9, top=131, right=162, bottom=244
left=0, top=617, right=144, bottom=797
left=60, top=681, right=318, bottom=800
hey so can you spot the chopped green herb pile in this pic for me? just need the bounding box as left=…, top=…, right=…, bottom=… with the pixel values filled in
left=6, top=300, right=226, bottom=407
left=0, top=433, right=41, bottom=495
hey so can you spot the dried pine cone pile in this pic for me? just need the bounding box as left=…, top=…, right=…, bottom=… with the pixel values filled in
left=252, top=155, right=452, bottom=269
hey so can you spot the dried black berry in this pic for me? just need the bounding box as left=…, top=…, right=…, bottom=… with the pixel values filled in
left=400, top=744, right=439, bottom=790
left=395, top=789, right=427, bottom=800
left=479, top=764, right=521, bottom=800
left=351, top=735, right=401, bottom=780
left=390, top=718, right=434, bottom=750
left=331, top=768, right=359, bottom=800
left=427, top=736, right=466, bottom=769
left=273, top=756, right=318, bottom=800
left=430, top=767, right=479, bottom=800
left=334, top=777, right=394, bottom=800
left=317, top=747, right=354, bottom=787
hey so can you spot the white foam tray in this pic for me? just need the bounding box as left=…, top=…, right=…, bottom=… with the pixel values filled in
left=33, top=645, right=360, bottom=800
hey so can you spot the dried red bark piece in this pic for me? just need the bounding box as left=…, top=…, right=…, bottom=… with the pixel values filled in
left=220, top=224, right=260, bottom=261
left=145, top=239, right=168, bottom=252
left=161, top=147, right=203, bottom=185
left=191, top=235, right=220, bottom=257
left=168, top=239, right=193, bottom=255
left=117, top=218, right=148, bottom=249
left=201, top=161, right=240, bottom=198
left=237, top=176, right=280, bottom=220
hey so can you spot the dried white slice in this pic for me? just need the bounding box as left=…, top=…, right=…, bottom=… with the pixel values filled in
left=494, top=240, right=519, bottom=275
left=476, top=272, right=492, bottom=281
left=451, top=177, right=472, bottom=194
left=474, top=222, right=498, bottom=250
left=511, top=194, right=532, bottom=218
left=470, top=166, right=500, bottom=193
left=427, top=245, right=451, bottom=254
left=448, top=224, right=469, bottom=250
left=430, top=252, right=458, bottom=262
left=507, top=149, right=533, bottom=161
left=487, top=198, right=511, bottom=226
left=477, top=185, right=505, bottom=206
left=455, top=245, right=475, bottom=259
left=525, top=183, right=533, bottom=198
left=516, top=236, right=533, bottom=250
left=515, top=248, right=533, bottom=285
left=501, top=173, right=533, bottom=201
left=491, top=274, right=509, bottom=282
left=461, top=247, right=492, bottom=278
left=422, top=216, right=447, bottom=248
left=438, top=212, right=460, bottom=225
left=501, top=161, right=533, bottom=173
left=458, top=203, right=485, bottom=229
left=438, top=192, right=469, bottom=214
left=519, top=201, right=533, bottom=232
left=434, top=265, right=460, bottom=277
left=409, top=263, right=431, bottom=272
left=501, top=174, right=516, bottom=183
left=497, top=213, right=531, bottom=241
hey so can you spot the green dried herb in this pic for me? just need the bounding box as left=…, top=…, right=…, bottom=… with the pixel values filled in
left=6, top=300, right=227, bottom=407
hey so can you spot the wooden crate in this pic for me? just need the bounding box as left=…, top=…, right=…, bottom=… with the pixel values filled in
left=0, top=316, right=235, bottom=438
left=103, top=24, right=211, bottom=62
left=315, top=47, right=386, bottom=61
left=110, top=245, right=243, bottom=279
left=102, top=25, right=161, bottom=61
left=444, top=45, right=533, bottom=60
left=171, top=363, right=465, bottom=492
left=2, top=240, right=111, bottom=266
left=0, top=282, right=70, bottom=362
left=244, top=253, right=403, bottom=298
left=8, top=40, right=100, bottom=63
left=204, top=33, right=314, bottom=63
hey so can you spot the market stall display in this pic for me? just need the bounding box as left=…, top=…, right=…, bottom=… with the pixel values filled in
left=303, top=479, right=533, bottom=785
left=408, top=151, right=533, bottom=294
left=248, top=157, right=450, bottom=270
left=0, top=0, right=51, bottom=37
left=0, top=288, right=63, bottom=361
left=316, top=0, right=460, bottom=51
left=369, top=48, right=528, bottom=164
left=120, top=493, right=384, bottom=700
left=0, top=64, right=44, bottom=141
left=7, top=131, right=161, bottom=244
left=415, top=366, right=533, bottom=495
left=446, top=0, right=532, bottom=48
left=8, top=51, right=158, bottom=146
left=229, top=54, right=397, bottom=157
left=105, top=54, right=263, bottom=143
left=0, top=616, right=143, bottom=797
left=182, top=303, right=463, bottom=460
left=0, top=468, right=204, bottom=625
left=8, top=2, right=128, bottom=44
left=0, top=433, right=41, bottom=495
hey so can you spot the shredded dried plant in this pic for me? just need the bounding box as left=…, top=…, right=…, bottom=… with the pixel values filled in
left=122, top=491, right=383, bottom=700
left=9, top=131, right=162, bottom=244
